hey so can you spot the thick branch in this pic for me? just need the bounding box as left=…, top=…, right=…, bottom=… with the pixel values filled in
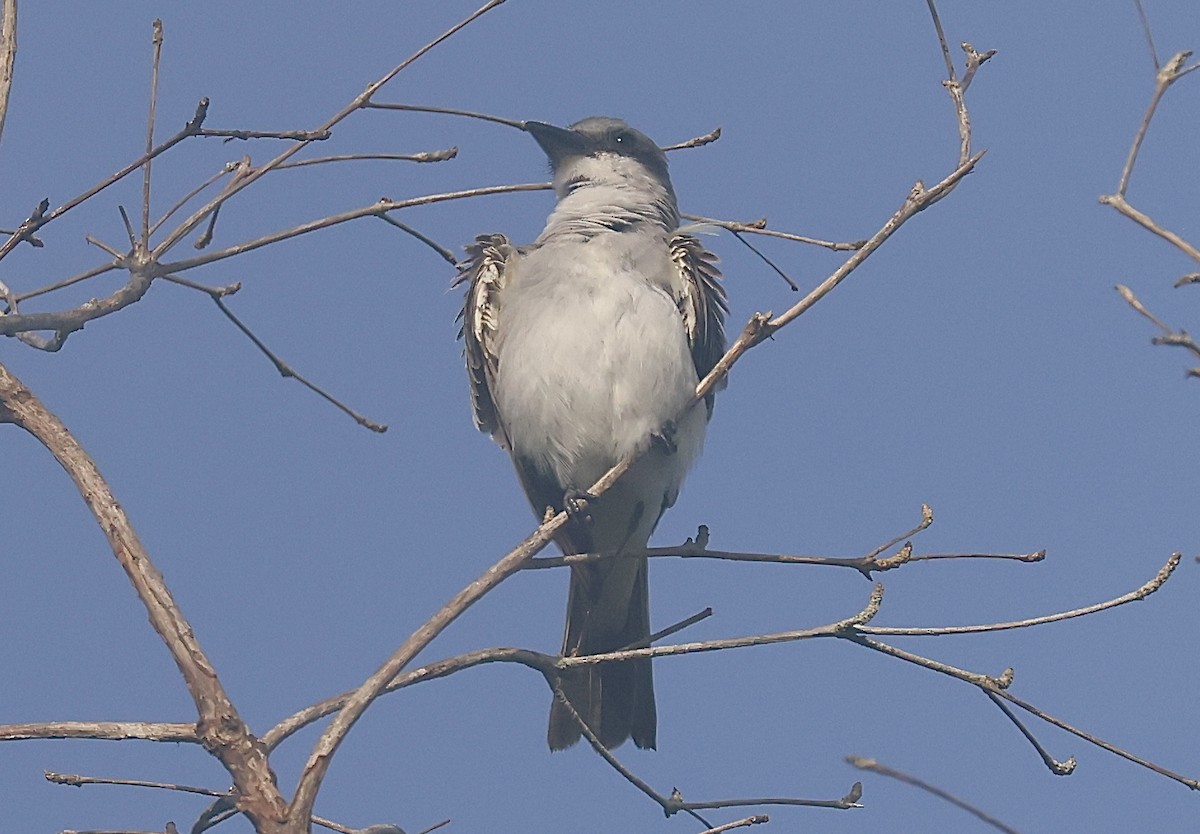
left=0, top=362, right=288, bottom=830
left=0, top=0, right=16, bottom=148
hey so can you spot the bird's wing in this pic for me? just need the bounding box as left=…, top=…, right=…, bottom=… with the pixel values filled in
left=454, top=233, right=514, bottom=444
left=669, top=233, right=729, bottom=414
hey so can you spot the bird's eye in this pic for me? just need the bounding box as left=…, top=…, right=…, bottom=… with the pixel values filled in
left=614, top=130, right=632, bottom=145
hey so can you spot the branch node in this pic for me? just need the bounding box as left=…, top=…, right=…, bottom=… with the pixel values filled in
left=186, top=97, right=210, bottom=134
left=989, top=667, right=1015, bottom=689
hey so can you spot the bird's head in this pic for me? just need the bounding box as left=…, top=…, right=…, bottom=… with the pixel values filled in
left=523, top=117, right=674, bottom=203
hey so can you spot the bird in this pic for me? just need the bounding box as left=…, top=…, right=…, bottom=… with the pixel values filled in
left=456, top=116, right=726, bottom=751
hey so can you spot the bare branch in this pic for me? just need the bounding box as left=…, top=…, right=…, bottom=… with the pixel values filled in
left=0, top=721, right=197, bottom=743
left=679, top=785, right=862, bottom=813
left=0, top=265, right=148, bottom=342
left=1111, top=50, right=1194, bottom=199
left=1099, top=192, right=1200, bottom=264
left=860, top=551, right=1180, bottom=637
left=199, top=127, right=332, bottom=141
left=156, top=183, right=549, bottom=276
left=46, top=770, right=222, bottom=798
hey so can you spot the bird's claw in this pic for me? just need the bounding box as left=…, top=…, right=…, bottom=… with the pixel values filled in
left=563, top=488, right=596, bottom=523
left=652, top=420, right=678, bottom=454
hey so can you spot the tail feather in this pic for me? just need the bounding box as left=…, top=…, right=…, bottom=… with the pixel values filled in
left=547, top=557, right=656, bottom=750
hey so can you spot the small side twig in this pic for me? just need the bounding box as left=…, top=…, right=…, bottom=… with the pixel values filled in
left=204, top=291, right=388, bottom=433
left=141, top=19, right=163, bottom=247
left=681, top=213, right=864, bottom=251
left=661, top=126, right=721, bottom=151
left=46, top=770, right=222, bottom=798
left=1116, top=285, right=1200, bottom=377
left=697, top=817, right=770, bottom=834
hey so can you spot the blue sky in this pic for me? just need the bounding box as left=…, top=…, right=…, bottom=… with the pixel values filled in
left=3, top=2, right=1199, bottom=832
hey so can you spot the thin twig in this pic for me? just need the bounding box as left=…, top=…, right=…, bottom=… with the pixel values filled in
left=730, top=230, right=799, bottom=291
left=12, top=261, right=121, bottom=303
left=155, top=183, right=549, bottom=276
left=847, top=756, right=1021, bottom=834
left=682, top=213, right=864, bottom=251
left=989, top=687, right=1199, bottom=789
left=276, top=149, right=459, bottom=169
left=696, top=817, right=770, bottom=834
left=528, top=543, right=1042, bottom=575
left=142, top=19, right=163, bottom=247
left=680, top=786, right=862, bottom=813
left=639, top=607, right=713, bottom=647
left=160, top=272, right=240, bottom=298
left=149, top=163, right=237, bottom=237
left=860, top=551, right=1180, bottom=636
left=0, top=97, right=210, bottom=263
left=0, top=183, right=548, bottom=339
left=415, top=819, right=452, bottom=834
left=46, top=771, right=222, bottom=797
left=364, top=101, right=524, bottom=129
left=1116, top=285, right=1200, bottom=375
left=984, top=693, right=1075, bottom=776
left=152, top=0, right=509, bottom=269
left=925, top=0, right=958, bottom=83
left=1112, top=50, right=1193, bottom=198
left=552, top=684, right=714, bottom=828
left=1116, top=284, right=1178, bottom=335
left=1134, top=0, right=1160, bottom=69
left=209, top=294, right=388, bottom=433
left=376, top=214, right=458, bottom=266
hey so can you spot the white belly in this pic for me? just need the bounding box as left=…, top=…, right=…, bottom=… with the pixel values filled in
left=492, top=236, right=706, bottom=533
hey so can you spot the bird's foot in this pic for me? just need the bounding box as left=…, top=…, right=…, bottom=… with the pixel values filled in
left=651, top=420, right=678, bottom=454
left=562, top=488, right=596, bottom=523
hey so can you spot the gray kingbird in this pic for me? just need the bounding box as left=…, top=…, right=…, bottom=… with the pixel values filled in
left=457, top=116, right=727, bottom=750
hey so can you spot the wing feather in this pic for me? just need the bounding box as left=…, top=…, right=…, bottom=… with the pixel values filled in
left=669, top=233, right=728, bottom=415
left=454, top=233, right=514, bottom=442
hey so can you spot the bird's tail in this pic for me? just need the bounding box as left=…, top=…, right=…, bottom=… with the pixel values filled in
left=547, top=556, right=656, bottom=751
